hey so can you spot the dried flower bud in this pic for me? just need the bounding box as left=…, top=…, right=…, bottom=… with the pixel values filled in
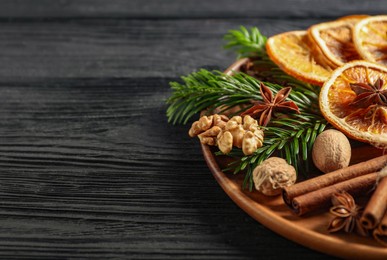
left=328, top=192, right=367, bottom=236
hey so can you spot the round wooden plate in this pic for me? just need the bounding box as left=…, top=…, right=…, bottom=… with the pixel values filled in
left=201, top=59, right=387, bottom=259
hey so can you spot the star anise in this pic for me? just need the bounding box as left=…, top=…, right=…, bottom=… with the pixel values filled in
left=327, top=191, right=368, bottom=236
left=350, top=78, right=387, bottom=108
left=241, top=83, right=300, bottom=126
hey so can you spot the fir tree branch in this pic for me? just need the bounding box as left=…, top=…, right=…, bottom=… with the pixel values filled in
left=167, top=26, right=329, bottom=190
left=223, top=26, right=321, bottom=111
left=219, top=114, right=327, bottom=190
left=223, top=26, right=267, bottom=58
left=166, top=70, right=320, bottom=125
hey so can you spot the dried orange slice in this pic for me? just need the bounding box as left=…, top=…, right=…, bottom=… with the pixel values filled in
left=353, top=15, right=387, bottom=66
left=319, top=61, right=387, bottom=147
left=266, top=31, right=331, bottom=86
left=308, top=17, right=364, bottom=68
left=337, top=14, right=369, bottom=22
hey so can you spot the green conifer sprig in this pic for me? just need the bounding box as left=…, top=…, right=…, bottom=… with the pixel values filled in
left=166, top=70, right=320, bottom=125
left=223, top=26, right=267, bottom=58
left=220, top=115, right=326, bottom=190
left=166, top=26, right=328, bottom=190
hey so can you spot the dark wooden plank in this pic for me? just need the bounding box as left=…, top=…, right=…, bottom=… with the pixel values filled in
left=0, top=2, right=372, bottom=258
left=0, top=77, right=332, bottom=259
left=0, top=0, right=385, bottom=19
left=0, top=17, right=345, bottom=79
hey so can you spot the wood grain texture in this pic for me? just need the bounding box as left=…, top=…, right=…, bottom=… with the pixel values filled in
left=0, top=77, right=332, bottom=259
left=0, top=18, right=341, bottom=78
left=0, top=0, right=384, bottom=19
left=1, top=0, right=385, bottom=259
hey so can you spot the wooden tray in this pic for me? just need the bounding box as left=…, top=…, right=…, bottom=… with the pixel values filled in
left=201, top=59, right=387, bottom=259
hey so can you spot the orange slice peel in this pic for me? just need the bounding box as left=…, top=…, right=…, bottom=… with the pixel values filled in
left=266, top=30, right=331, bottom=86
left=353, top=15, right=387, bottom=66
left=319, top=61, right=387, bottom=148
left=308, top=17, right=364, bottom=68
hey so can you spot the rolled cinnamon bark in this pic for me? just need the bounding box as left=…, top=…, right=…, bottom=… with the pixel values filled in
left=290, top=173, right=377, bottom=216
left=360, top=176, right=387, bottom=230
left=283, top=155, right=387, bottom=206
left=373, top=212, right=387, bottom=247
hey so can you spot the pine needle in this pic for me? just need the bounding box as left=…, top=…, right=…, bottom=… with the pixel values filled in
left=223, top=26, right=267, bottom=58
left=166, top=70, right=320, bottom=125
left=166, top=26, right=329, bottom=190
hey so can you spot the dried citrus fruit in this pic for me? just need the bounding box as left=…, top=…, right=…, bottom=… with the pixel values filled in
left=337, top=14, right=370, bottom=22
left=319, top=61, right=387, bottom=147
left=266, top=31, right=331, bottom=86
left=353, top=15, right=387, bottom=66
left=308, top=17, right=364, bottom=68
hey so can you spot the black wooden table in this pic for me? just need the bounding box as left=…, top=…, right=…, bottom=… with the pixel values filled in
left=0, top=1, right=385, bottom=259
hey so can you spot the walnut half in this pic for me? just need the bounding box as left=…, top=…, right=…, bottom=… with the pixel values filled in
left=188, top=114, right=229, bottom=145
left=198, top=126, right=222, bottom=146
left=221, top=115, right=264, bottom=155
left=188, top=114, right=264, bottom=156
left=217, top=131, right=233, bottom=154
left=242, top=115, right=264, bottom=155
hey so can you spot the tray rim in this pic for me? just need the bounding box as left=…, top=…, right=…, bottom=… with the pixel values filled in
left=200, top=58, right=387, bottom=259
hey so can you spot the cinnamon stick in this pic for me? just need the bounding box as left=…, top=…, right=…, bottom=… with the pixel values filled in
left=360, top=176, right=387, bottom=230
left=290, top=173, right=377, bottom=216
left=283, top=154, right=387, bottom=206
left=373, top=211, right=387, bottom=247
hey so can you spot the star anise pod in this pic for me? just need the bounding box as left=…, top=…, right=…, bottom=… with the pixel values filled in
left=327, top=191, right=368, bottom=236
left=350, top=78, right=387, bottom=108
left=241, top=83, right=300, bottom=126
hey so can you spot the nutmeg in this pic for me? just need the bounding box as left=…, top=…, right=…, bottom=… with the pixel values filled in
left=312, top=129, right=351, bottom=173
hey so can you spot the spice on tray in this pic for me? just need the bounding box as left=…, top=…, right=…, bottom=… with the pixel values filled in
left=291, top=173, right=377, bottom=216
left=327, top=192, right=367, bottom=236
left=312, top=129, right=351, bottom=173
left=282, top=154, right=387, bottom=207
left=373, top=212, right=387, bottom=246
left=241, top=83, right=300, bottom=126
left=360, top=166, right=387, bottom=230
left=349, top=78, right=387, bottom=108
left=165, top=16, right=387, bottom=251
left=252, top=157, right=297, bottom=196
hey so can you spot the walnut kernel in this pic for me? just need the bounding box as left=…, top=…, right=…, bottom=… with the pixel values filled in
left=188, top=114, right=229, bottom=138
left=217, top=131, right=233, bottom=154
left=197, top=126, right=222, bottom=146
left=243, top=115, right=257, bottom=131
left=212, top=114, right=229, bottom=129
left=188, top=114, right=263, bottom=155
left=188, top=115, right=213, bottom=137
left=243, top=131, right=262, bottom=155
left=225, top=117, right=245, bottom=148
